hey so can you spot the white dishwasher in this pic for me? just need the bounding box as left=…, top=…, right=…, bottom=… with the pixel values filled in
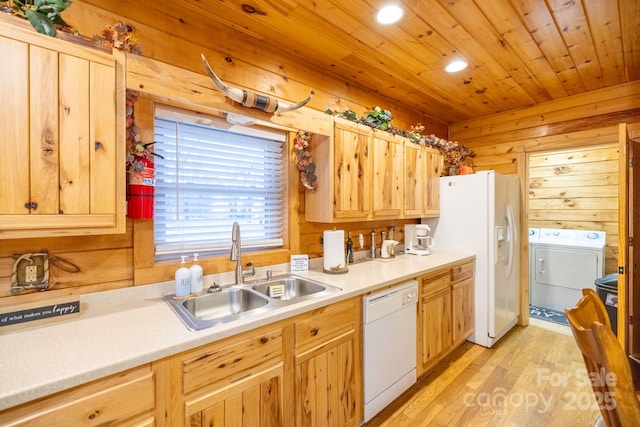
left=363, top=280, right=418, bottom=422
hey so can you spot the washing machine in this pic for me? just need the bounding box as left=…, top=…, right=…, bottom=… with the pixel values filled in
left=529, top=228, right=606, bottom=312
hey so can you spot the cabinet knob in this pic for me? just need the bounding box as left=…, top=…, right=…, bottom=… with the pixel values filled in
left=24, top=201, right=38, bottom=211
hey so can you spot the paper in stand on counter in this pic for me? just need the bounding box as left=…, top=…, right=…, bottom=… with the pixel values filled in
left=323, top=229, right=345, bottom=272
left=290, top=255, right=309, bottom=272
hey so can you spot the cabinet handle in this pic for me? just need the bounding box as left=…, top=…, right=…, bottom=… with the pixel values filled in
left=24, top=201, right=38, bottom=211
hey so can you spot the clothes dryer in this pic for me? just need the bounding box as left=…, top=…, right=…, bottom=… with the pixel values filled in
left=529, top=228, right=606, bottom=312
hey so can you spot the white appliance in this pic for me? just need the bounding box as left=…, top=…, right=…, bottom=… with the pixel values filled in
left=529, top=228, right=606, bottom=312
left=363, top=280, right=418, bottom=422
left=405, top=224, right=435, bottom=255
left=423, top=170, right=520, bottom=348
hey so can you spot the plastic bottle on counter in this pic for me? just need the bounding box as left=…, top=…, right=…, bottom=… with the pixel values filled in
left=190, top=253, right=203, bottom=294
left=175, top=255, right=191, bottom=297
left=346, top=232, right=354, bottom=264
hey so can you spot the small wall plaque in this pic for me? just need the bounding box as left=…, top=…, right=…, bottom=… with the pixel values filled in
left=0, top=297, right=81, bottom=332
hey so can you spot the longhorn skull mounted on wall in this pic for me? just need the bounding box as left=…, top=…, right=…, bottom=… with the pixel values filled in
left=201, top=54, right=314, bottom=113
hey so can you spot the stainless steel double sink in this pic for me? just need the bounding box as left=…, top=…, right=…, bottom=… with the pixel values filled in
left=164, top=275, right=341, bottom=331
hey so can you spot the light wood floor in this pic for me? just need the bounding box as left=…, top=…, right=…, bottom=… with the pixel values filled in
left=367, top=323, right=601, bottom=427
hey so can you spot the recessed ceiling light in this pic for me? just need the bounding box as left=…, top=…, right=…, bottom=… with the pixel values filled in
left=376, top=4, right=404, bottom=25
left=445, top=60, right=468, bottom=73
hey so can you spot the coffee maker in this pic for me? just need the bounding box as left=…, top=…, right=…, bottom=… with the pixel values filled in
left=405, top=224, right=435, bottom=256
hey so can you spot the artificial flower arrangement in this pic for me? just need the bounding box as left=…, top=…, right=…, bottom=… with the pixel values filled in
left=125, top=91, right=163, bottom=175
left=423, top=134, right=475, bottom=167
left=92, top=21, right=142, bottom=54
left=125, top=91, right=147, bottom=172
left=294, top=131, right=317, bottom=191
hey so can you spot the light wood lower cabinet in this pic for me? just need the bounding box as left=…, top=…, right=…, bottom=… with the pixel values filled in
left=418, top=268, right=452, bottom=374
left=0, top=364, right=157, bottom=426
left=166, top=296, right=362, bottom=426
left=452, top=261, right=475, bottom=347
left=185, top=363, right=284, bottom=426
left=170, top=324, right=285, bottom=426
left=417, top=259, right=475, bottom=377
left=293, top=298, right=362, bottom=427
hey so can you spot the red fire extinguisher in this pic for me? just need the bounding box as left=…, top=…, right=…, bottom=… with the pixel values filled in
left=127, top=155, right=155, bottom=219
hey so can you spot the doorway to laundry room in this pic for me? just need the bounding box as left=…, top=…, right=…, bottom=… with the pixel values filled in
left=527, top=144, right=619, bottom=327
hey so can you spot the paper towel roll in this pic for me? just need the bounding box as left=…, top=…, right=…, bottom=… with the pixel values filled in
left=323, top=229, right=345, bottom=272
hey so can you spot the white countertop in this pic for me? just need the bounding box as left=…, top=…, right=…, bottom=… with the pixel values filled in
left=0, top=250, right=473, bottom=411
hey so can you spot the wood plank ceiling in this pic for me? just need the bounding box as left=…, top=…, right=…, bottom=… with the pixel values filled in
left=82, top=0, right=640, bottom=125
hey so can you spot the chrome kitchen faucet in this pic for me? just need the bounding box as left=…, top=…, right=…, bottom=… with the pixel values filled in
left=230, top=222, right=255, bottom=284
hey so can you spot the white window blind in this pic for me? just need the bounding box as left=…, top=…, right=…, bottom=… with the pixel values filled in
left=153, top=106, right=286, bottom=260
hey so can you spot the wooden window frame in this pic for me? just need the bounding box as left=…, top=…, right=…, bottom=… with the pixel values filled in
left=131, top=96, right=301, bottom=285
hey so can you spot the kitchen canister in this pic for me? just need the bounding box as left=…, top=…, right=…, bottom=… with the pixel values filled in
left=323, top=229, right=348, bottom=274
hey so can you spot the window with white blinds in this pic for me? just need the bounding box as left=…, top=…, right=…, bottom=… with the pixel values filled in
left=153, top=106, right=287, bottom=260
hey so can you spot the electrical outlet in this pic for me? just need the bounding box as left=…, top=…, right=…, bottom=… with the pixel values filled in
left=11, top=252, right=50, bottom=293
left=25, top=265, right=38, bottom=283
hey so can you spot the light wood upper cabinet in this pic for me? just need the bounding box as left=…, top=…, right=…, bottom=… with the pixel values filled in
left=404, top=142, right=441, bottom=218
left=306, top=117, right=442, bottom=222
left=371, top=131, right=403, bottom=218
left=423, top=147, right=442, bottom=216
left=306, top=118, right=371, bottom=222
left=333, top=119, right=372, bottom=220
left=0, top=20, right=125, bottom=239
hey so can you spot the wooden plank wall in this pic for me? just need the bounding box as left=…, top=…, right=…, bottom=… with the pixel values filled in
left=528, top=144, right=619, bottom=273
left=0, top=223, right=133, bottom=308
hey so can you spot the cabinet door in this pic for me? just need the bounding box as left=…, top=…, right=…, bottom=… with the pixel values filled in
left=371, top=131, right=403, bottom=218
left=403, top=142, right=427, bottom=217
left=452, top=277, right=474, bottom=346
left=417, top=268, right=452, bottom=376
left=294, top=297, right=362, bottom=427
left=185, top=363, right=284, bottom=427
left=171, top=325, right=284, bottom=424
left=1, top=36, right=33, bottom=215
left=424, top=147, right=442, bottom=217
left=421, top=287, right=452, bottom=371
left=0, top=21, right=125, bottom=239
left=333, top=120, right=371, bottom=219
left=295, top=332, right=359, bottom=427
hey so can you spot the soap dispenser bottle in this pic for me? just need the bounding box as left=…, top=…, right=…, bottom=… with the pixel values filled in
left=190, top=253, right=203, bottom=294
left=175, top=255, right=191, bottom=297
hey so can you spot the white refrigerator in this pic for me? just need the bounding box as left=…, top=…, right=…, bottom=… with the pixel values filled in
left=423, top=170, right=520, bottom=348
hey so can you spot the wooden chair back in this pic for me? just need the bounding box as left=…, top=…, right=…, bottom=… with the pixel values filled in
left=565, top=288, right=640, bottom=426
